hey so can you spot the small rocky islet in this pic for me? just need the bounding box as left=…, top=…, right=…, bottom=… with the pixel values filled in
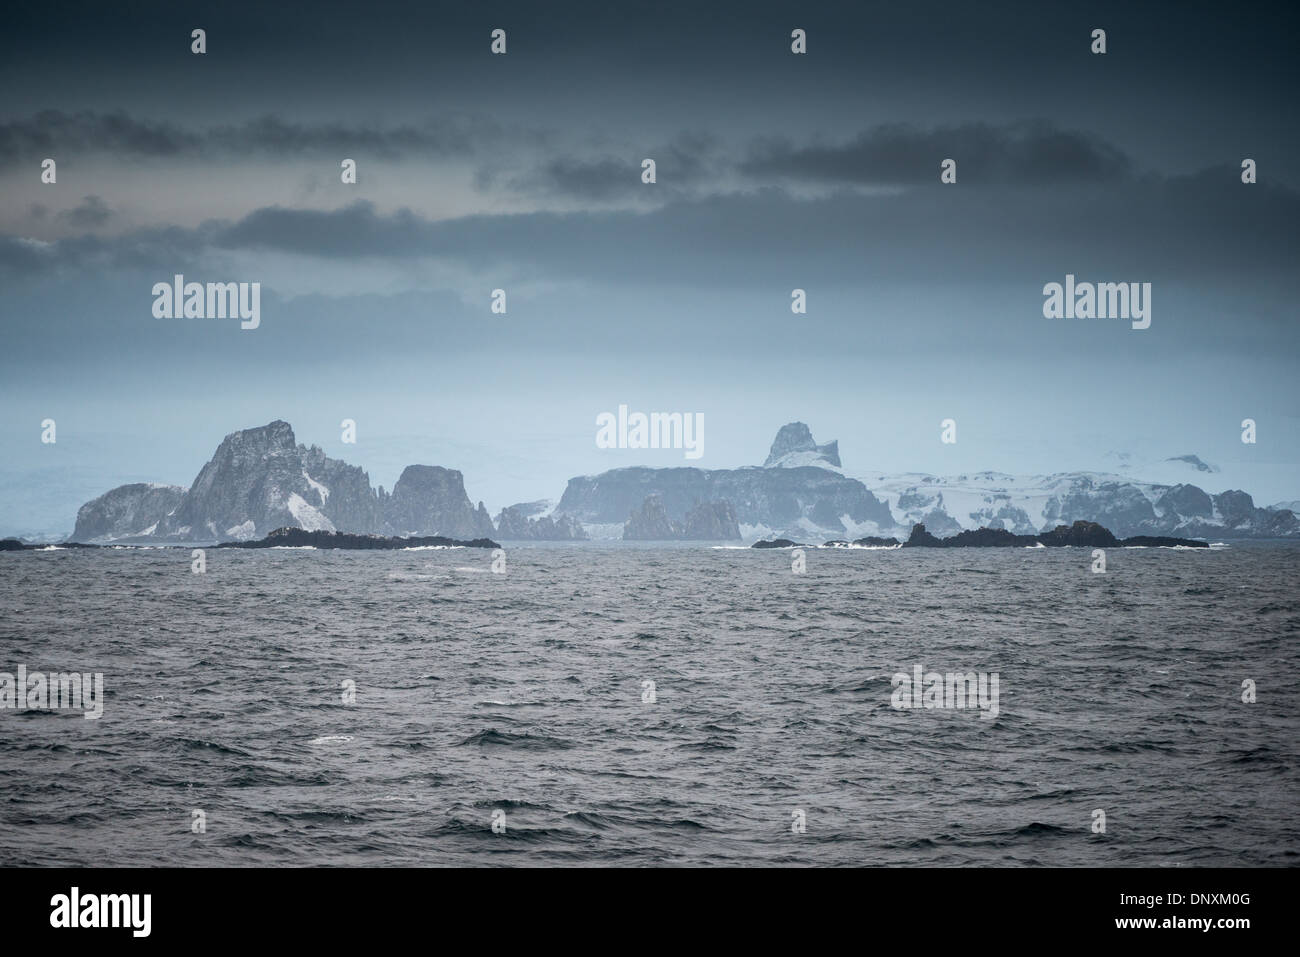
left=753, top=520, right=1209, bottom=549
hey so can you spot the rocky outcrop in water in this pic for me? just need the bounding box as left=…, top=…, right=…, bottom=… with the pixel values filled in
left=1036, top=521, right=1120, bottom=547
left=680, top=501, right=741, bottom=540
left=1119, top=535, right=1209, bottom=547
left=302, top=443, right=385, bottom=534
left=754, top=520, right=1206, bottom=549
left=136, top=420, right=381, bottom=542
left=901, top=520, right=1207, bottom=548
left=623, top=494, right=678, bottom=540
left=1, top=539, right=101, bottom=550
left=623, top=495, right=742, bottom=540
left=823, top=535, right=901, bottom=547
left=495, top=503, right=588, bottom=540
left=561, top=423, right=893, bottom=541
left=70, top=421, right=498, bottom=543
left=66, top=418, right=1297, bottom=545
left=71, top=483, right=186, bottom=542
left=384, top=465, right=497, bottom=540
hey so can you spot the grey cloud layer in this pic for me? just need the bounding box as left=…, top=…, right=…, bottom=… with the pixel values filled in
left=57, top=195, right=113, bottom=227
left=5, top=163, right=1295, bottom=290
left=3, top=113, right=1141, bottom=198
left=742, top=121, right=1134, bottom=186
left=0, top=111, right=523, bottom=162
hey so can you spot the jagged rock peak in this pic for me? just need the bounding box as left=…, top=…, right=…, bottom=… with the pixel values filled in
left=624, top=494, right=678, bottom=541
left=72, top=420, right=486, bottom=543
left=495, top=503, right=588, bottom=541
left=222, top=419, right=297, bottom=452
left=764, top=422, right=841, bottom=468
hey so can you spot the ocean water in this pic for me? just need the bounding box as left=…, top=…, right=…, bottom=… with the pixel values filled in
left=1, top=542, right=1297, bottom=867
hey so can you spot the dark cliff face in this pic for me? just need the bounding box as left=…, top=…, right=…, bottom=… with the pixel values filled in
left=1146, top=488, right=1296, bottom=538
left=622, top=495, right=741, bottom=541
left=561, top=465, right=893, bottom=538
left=623, top=494, right=678, bottom=540
left=1214, top=491, right=1298, bottom=537
left=1213, top=490, right=1256, bottom=526
left=559, top=422, right=887, bottom=538
left=1156, top=483, right=1214, bottom=518
left=561, top=467, right=708, bottom=526
left=152, top=420, right=383, bottom=541
left=1042, top=480, right=1298, bottom=539
left=302, top=444, right=384, bottom=533
left=383, top=465, right=497, bottom=539
left=680, top=501, right=741, bottom=540
left=71, top=483, right=186, bottom=542
left=1042, top=479, right=1157, bottom=535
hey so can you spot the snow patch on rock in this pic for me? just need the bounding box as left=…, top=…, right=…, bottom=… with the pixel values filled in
left=287, top=493, right=336, bottom=532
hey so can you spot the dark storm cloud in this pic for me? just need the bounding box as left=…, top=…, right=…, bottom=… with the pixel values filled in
left=0, top=111, right=519, bottom=162
left=215, top=203, right=428, bottom=258
left=480, top=121, right=1130, bottom=200
left=203, top=166, right=1297, bottom=286
left=57, top=195, right=113, bottom=227
left=499, top=131, right=722, bottom=200
left=209, top=114, right=519, bottom=160
left=0, top=111, right=200, bottom=160
left=6, top=165, right=1296, bottom=289
left=504, top=156, right=633, bottom=201
left=742, top=121, right=1133, bottom=186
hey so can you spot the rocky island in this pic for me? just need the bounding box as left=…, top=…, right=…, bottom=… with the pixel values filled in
left=753, top=520, right=1209, bottom=549
left=51, top=419, right=1297, bottom=545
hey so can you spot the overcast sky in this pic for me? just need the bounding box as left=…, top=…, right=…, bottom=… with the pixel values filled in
left=1, top=0, right=1297, bottom=536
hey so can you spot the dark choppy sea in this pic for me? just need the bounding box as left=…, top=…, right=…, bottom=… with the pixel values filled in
left=1, top=542, right=1297, bottom=866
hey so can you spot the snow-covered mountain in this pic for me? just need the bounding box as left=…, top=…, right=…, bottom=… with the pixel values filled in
left=68, top=421, right=1300, bottom=544
left=71, top=421, right=494, bottom=543
left=857, top=468, right=1298, bottom=540
left=558, top=425, right=1297, bottom=542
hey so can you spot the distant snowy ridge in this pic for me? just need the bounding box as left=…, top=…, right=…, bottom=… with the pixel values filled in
left=857, top=468, right=1297, bottom=540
